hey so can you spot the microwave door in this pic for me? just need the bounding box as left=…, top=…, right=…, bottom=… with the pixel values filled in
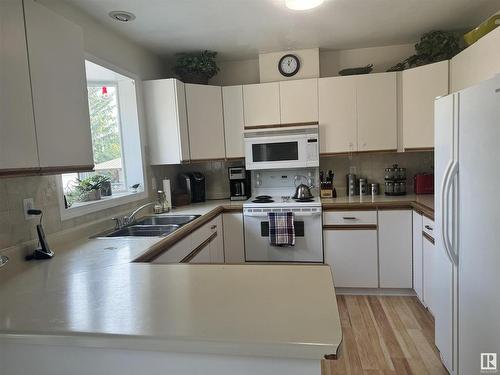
left=251, top=141, right=299, bottom=163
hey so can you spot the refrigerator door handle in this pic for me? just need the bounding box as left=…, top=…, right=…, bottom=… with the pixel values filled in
left=442, top=160, right=459, bottom=266
left=449, top=161, right=459, bottom=265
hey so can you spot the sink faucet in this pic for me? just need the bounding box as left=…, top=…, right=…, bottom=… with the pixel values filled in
left=112, top=191, right=170, bottom=229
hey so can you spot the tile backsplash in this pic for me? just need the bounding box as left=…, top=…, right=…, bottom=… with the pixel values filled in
left=152, top=159, right=246, bottom=200
left=0, top=152, right=432, bottom=252
left=0, top=175, right=151, bottom=252
left=320, top=151, right=434, bottom=196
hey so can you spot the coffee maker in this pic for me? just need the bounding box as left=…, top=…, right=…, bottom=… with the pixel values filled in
left=228, top=167, right=251, bottom=201
left=179, top=172, right=206, bottom=203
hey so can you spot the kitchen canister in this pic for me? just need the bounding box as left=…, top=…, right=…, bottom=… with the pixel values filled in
left=371, top=183, right=379, bottom=197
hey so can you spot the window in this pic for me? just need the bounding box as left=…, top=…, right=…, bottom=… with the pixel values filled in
left=59, top=59, right=146, bottom=218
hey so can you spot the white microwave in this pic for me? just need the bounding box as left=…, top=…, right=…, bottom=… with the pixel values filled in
left=244, top=125, right=319, bottom=170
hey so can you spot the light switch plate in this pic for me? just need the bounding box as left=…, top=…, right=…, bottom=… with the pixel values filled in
left=23, top=198, right=36, bottom=220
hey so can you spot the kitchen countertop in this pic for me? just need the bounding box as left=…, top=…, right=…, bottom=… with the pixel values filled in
left=0, top=194, right=433, bottom=360
left=321, top=194, right=434, bottom=219
left=0, top=199, right=340, bottom=360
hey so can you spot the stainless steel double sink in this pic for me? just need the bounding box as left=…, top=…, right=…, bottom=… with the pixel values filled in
left=98, top=215, right=201, bottom=238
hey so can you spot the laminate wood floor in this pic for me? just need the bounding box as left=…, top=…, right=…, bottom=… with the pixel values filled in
left=321, top=295, right=449, bottom=375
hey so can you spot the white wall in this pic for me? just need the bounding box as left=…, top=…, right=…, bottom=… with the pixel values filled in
left=210, top=59, right=260, bottom=86
left=259, top=48, right=320, bottom=82
left=320, top=44, right=415, bottom=77
left=210, top=43, right=415, bottom=86
left=38, top=0, right=167, bottom=80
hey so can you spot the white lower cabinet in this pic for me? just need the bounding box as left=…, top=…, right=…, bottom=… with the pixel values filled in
left=412, top=211, right=424, bottom=301
left=208, top=215, right=224, bottom=263
left=189, top=242, right=211, bottom=263
left=152, top=215, right=224, bottom=264
left=378, top=210, right=413, bottom=288
left=152, top=236, right=192, bottom=264
left=222, top=212, right=245, bottom=263
left=324, top=229, right=378, bottom=288
left=423, top=234, right=435, bottom=312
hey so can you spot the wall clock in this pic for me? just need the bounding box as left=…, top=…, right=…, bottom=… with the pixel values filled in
left=278, top=54, right=300, bottom=77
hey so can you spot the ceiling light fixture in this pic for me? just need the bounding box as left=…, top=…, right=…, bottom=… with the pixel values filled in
left=285, top=0, right=324, bottom=10
left=108, top=10, right=136, bottom=22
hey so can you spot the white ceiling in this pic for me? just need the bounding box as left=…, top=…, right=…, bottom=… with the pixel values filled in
left=67, top=0, right=500, bottom=60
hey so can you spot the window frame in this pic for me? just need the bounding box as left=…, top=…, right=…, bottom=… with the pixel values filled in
left=57, top=54, right=148, bottom=221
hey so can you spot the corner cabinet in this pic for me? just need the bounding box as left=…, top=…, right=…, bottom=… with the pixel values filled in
left=185, top=84, right=226, bottom=160
left=356, top=72, right=398, bottom=152
left=378, top=210, right=412, bottom=288
left=0, top=0, right=93, bottom=175
left=143, top=79, right=190, bottom=164
left=222, top=86, right=245, bottom=159
left=402, top=61, right=449, bottom=150
left=222, top=212, right=245, bottom=263
left=451, top=27, right=500, bottom=92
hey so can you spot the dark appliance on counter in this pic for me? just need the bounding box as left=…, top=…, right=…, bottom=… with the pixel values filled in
left=228, top=166, right=251, bottom=201
left=179, top=172, right=206, bottom=203
left=414, top=173, right=434, bottom=194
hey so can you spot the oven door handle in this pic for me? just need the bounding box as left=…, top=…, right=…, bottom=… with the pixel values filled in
left=243, top=211, right=321, bottom=217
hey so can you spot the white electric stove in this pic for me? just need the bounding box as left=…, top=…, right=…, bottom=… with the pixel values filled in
left=243, top=169, right=323, bottom=263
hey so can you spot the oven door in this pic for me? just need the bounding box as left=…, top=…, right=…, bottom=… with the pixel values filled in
left=244, top=134, right=307, bottom=170
left=243, top=208, right=323, bottom=263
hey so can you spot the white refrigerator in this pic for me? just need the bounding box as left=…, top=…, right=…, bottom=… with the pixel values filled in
left=435, top=75, right=500, bottom=375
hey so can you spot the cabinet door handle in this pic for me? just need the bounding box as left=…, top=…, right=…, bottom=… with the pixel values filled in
left=425, top=225, right=433, bottom=231
left=342, top=217, right=357, bottom=220
left=210, top=225, right=217, bottom=230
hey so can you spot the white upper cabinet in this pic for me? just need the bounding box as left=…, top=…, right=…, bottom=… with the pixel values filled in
left=0, top=0, right=38, bottom=171
left=356, top=72, right=398, bottom=152
left=222, top=85, right=245, bottom=159
left=24, top=0, right=93, bottom=169
left=451, top=27, right=500, bottom=92
left=243, top=82, right=280, bottom=127
left=279, top=78, right=318, bottom=124
left=318, top=76, right=357, bottom=154
left=402, top=61, right=449, bottom=150
left=144, top=79, right=190, bottom=164
left=185, top=84, right=225, bottom=160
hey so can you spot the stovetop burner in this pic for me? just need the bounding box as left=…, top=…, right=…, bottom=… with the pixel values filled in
left=255, top=195, right=272, bottom=200
left=252, top=199, right=275, bottom=203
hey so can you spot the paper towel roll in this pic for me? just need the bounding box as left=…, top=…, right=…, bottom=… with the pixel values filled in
left=162, top=179, right=172, bottom=209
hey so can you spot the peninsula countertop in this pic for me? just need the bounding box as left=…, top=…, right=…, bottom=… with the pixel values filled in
left=0, top=194, right=434, bottom=360
left=0, top=199, right=341, bottom=360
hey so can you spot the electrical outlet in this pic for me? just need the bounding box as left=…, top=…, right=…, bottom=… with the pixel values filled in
left=23, top=198, right=36, bottom=220
left=349, top=166, right=357, bottom=174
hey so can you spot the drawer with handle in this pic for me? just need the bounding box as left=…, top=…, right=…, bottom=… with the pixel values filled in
left=323, top=210, right=378, bottom=226
left=191, top=215, right=221, bottom=249
left=423, top=216, right=434, bottom=239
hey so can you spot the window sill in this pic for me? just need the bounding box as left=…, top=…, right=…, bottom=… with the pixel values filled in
left=60, top=190, right=148, bottom=221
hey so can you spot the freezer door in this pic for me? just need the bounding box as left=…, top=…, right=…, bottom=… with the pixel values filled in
left=458, top=76, right=500, bottom=375
left=434, top=93, right=457, bottom=373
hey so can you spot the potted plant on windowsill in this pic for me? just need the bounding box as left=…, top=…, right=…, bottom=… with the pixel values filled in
left=173, top=50, right=220, bottom=84
left=75, top=175, right=110, bottom=202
